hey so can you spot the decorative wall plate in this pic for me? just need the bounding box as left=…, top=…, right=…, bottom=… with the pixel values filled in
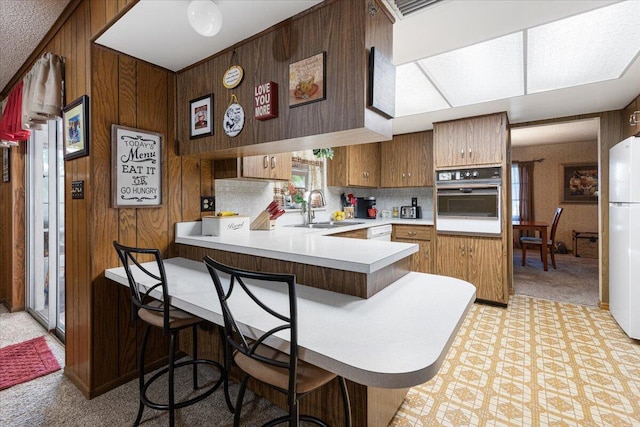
left=223, top=95, right=244, bottom=137
left=223, top=65, right=244, bottom=89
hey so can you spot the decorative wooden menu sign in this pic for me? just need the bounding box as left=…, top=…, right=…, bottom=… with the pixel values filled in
left=111, top=125, right=163, bottom=208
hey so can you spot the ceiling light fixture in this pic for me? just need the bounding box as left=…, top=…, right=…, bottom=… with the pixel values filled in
left=187, top=0, right=223, bottom=37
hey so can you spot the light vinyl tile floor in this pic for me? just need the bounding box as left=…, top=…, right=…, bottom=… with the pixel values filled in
left=390, top=295, right=640, bottom=427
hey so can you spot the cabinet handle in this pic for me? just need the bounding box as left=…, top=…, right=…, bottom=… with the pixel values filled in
left=631, top=111, right=639, bottom=127
left=468, top=148, right=472, bottom=158
left=402, top=173, right=406, bottom=180
left=425, top=248, right=429, bottom=259
left=271, top=156, right=276, bottom=169
left=460, top=245, right=465, bottom=256
left=407, top=231, right=417, bottom=236
left=460, top=149, right=465, bottom=158
left=263, top=156, right=269, bottom=169
left=468, top=246, right=473, bottom=256
left=407, top=172, right=411, bottom=180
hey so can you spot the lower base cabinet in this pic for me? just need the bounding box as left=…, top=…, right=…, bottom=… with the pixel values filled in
left=436, top=234, right=506, bottom=304
left=392, top=225, right=434, bottom=274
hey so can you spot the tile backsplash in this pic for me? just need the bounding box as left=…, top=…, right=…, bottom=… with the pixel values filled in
left=214, top=179, right=433, bottom=226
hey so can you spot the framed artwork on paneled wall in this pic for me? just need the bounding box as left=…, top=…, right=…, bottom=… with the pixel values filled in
left=289, top=52, right=326, bottom=107
left=63, top=95, right=89, bottom=160
left=111, top=125, right=163, bottom=208
left=189, top=94, right=213, bottom=139
left=561, top=163, right=598, bottom=204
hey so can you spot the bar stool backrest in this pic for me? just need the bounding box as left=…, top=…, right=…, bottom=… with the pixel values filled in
left=203, top=256, right=299, bottom=395
left=113, top=241, right=171, bottom=335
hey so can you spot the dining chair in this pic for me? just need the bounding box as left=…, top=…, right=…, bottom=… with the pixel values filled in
left=113, top=242, right=230, bottom=427
left=203, top=255, right=352, bottom=427
left=520, top=207, right=564, bottom=269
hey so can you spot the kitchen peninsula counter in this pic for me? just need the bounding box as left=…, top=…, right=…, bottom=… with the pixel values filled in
left=176, top=220, right=429, bottom=298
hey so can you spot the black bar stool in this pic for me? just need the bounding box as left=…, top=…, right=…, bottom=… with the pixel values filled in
left=113, top=242, right=233, bottom=426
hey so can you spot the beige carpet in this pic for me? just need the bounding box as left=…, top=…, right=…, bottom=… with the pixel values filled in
left=513, top=248, right=599, bottom=307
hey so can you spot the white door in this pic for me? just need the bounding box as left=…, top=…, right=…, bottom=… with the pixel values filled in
left=26, top=120, right=65, bottom=339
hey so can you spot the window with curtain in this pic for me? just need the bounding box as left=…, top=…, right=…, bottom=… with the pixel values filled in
left=511, top=164, right=521, bottom=221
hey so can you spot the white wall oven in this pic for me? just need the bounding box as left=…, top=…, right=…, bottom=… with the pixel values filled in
left=436, top=167, right=502, bottom=235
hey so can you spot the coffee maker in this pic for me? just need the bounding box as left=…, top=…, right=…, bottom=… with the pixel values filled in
left=355, top=197, right=377, bottom=219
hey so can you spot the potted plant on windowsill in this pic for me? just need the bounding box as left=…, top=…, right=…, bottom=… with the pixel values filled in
left=313, top=148, right=333, bottom=160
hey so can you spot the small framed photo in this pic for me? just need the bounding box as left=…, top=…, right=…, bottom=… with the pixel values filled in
left=189, top=94, right=213, bottom=139
left=63, top=95, right=89, bottom=160
left=289, top=52, right=326, bottom=107
left=561, top=163, right=598, bottom=204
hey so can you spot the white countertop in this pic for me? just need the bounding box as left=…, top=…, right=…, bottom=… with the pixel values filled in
left=105, top=257, right=476, bottom=388
left=175, top=219, right=433, bottom=274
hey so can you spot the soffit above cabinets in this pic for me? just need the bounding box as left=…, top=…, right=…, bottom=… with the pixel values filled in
left=95, top=0, right=322, bottom=73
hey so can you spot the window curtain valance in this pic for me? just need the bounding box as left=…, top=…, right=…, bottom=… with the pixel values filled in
left=0, top=53, right=64, bottom=144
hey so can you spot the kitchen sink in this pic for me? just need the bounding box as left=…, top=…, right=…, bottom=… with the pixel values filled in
left=289, top=221, right=364, bottom=229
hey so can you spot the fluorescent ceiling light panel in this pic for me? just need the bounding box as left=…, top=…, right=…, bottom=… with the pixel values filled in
left=418, top=32, right=524, bottom=107
left=527, top=0, right=640, bottom=94
left=395, top=62, right=449, bottom=116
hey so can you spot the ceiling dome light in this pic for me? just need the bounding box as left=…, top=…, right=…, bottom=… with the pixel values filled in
left=187, top=0, right=223, bottom=37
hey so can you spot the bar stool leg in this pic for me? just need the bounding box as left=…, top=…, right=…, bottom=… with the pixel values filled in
left=134, top=324, right=151, bottom=426
left=168, top=331, right=177, bottom=427
left=192, top=325, right=198, bottom=389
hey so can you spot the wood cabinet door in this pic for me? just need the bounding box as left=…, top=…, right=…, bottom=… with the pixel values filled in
left=466, top=114, right=503, bottom=166
left=380, top=138, right=403, bottom=187
left=435, top=235, right=467, bottom=281
left=404, top=131, right=433, bottom=187
left=434, top=120, right=467, bottom=168
left=467, top=236, right=505, bottom=304
left=242, top=155, right=271, bottom=179
left=347, top=143, right=380, bottom=187
left=269, top=152, right=292, bottom=180
left=397, top=238, right=434, bottom=274
left=622, top=98, right=639, bottom=139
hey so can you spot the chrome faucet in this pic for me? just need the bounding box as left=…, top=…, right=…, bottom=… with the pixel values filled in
left=306, top=189, right=326, bottom=225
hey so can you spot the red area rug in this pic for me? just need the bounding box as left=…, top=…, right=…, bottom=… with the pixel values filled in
left=0, top=336, right=60, bottom=390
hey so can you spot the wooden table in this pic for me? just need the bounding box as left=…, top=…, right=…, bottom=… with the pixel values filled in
left=513, top=220, right=550, bottom=271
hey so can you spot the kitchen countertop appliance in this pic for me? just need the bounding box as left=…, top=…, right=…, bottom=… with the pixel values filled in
left=355, top=197, right=377, bottom=219
left=436, top=166, right=502, bottom=235
left=366, top=224, right=392, bottom=241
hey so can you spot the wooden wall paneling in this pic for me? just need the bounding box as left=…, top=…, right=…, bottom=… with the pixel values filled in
left=599, top=111, right=622, bottom=306
left=181, top=157, right=204, bottom=222
left=166, top=75, right=181, bottom=258
left=117, top=56, right=138, bottom=248
left=105, top=0, right=119, bottom=20
left=177, top=0, right=388, bottom=158
left=116, top=55, right=139, bottom=377
left=0, top=156, right=9, bottom=304
left=89, top=46, right=121, bottom=394
left=89, top=0, right=108, bottom=37
left=11, top=145, right=26, bottom=310
left=136, top=61, right=172, bottom=364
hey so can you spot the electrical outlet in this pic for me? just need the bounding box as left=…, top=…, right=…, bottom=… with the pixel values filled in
left=201, top=196, right=215, bottom=212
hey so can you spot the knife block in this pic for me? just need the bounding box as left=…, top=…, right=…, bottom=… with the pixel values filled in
left=250, top=211, right=276, bottom=230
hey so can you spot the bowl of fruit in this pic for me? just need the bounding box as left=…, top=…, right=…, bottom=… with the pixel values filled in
left=332, top=210, right=346, bottom=221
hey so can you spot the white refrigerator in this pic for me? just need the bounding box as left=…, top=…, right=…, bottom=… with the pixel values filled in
left=609, top=136, right=640, bottom=339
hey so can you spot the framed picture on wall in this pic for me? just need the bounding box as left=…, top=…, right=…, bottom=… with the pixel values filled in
left=189, top=94, right=213, bottom=139
left=561, top=163, right=598, bottom=204
left=63, top=95, right=89, bottom=160
left=111, top=125, right=163, bottom=208
left=289, top=52, right=326, bottom=107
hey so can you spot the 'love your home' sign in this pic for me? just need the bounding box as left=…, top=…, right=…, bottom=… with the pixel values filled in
left=111, top=125, right=163, bottom=208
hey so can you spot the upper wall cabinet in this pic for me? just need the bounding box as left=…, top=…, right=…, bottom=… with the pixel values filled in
left=622, top=96, right=639, bottom=139
left=177, top=0, right=394, bottom=159
left=327, top=143, right=380, bottom=187
left=434, top=113, right=507, bottom=169
left=381, top=131, right=433, bottom=187
left=213, top=152, right=292, bottom=181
